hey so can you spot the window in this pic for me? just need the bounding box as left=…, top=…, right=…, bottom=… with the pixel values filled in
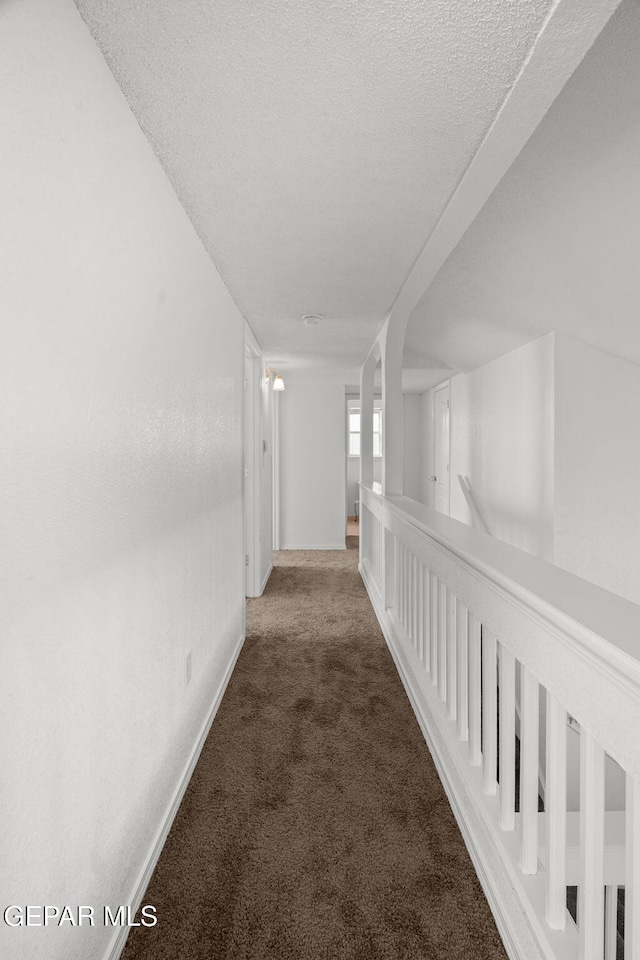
left=347, top=398, right=382, bottom=458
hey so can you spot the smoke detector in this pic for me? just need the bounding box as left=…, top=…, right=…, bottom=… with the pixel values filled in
left=301, top=314, right=323, bottom=327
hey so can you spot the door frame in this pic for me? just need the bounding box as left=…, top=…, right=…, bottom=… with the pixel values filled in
left=432, top=380, right=451, bottom=516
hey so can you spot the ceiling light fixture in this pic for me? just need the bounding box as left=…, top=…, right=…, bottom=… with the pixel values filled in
left=301, top=314, right=323, bottom=327
left=265, top=369, right=285, bottom=391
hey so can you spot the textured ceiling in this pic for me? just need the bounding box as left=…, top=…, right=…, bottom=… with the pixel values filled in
left=74, top=0, right=555, bottom=365
left=405, top=0, right=640, bottom=372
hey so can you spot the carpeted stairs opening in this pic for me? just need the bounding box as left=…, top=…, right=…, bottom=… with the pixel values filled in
left=122, top=538, right=508, bottom=960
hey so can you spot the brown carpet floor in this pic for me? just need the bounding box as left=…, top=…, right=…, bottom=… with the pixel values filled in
left=122, top=538, right=507, bottom=960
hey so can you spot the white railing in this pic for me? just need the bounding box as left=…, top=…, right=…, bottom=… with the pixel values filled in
left=359, top=483, right=640, bottom=960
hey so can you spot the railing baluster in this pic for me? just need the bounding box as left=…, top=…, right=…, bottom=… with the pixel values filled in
left=423, top=564, right=431, bottom=670
left=372, top=515, right=377, bottom=583
left=396, top=541, right=402, bottom=627
left=397, top=543, right=403, bottom=630
left=468, top=613, right=482, bottom=765
left=362, top=506, right=367, bottom=558
left=405, top=547, right=413, bottom=642
left=393, top=536, right=399, bottom=620
left=447, top=591, right=457, bottom=720
left=407, top=550, right=415, bottom=646
left=374, top=517, right=378, bottom=582
left=371, top=514, right=376, bottom=581
left=383, top=527, right=393, bottom=611
left=545, top=692, right=567, bottom=929
left=411, top=554, right=420, bottom=651
left=437, top=581, right=447, bottom=701
left=370, top=512, right=374, bottom=577
left=605, top=886, right=618, bottom=960
left=520, top=665, right=539, bottom=874
left=579, top=730, right=605, bottom=958
left=366, top=510, right=371, bottom=572
left=456, top=600, right=468, bottom=741
left=404, top=548, right=410, bottom=640
left=402, top=544, right=408, bottom=632
left=408, top=549, right=412, bottom=633
left=482, top=631, right=498, bottom=795
left=499, top=644, right=516, bottom=831
left=418, top=561, right=426, bottom=662
left=369, top=515, right=382, bottom=586
left=430, top=573, right=438, bottom=684
left=371, top=513, right=375, bottom=576
left=626, top=773, right=640, bottom=960
left=414, top=559, right=422, bottom=657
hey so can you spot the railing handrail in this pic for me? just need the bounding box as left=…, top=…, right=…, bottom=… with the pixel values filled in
left=457, top=474, right=492, bottom=536
left=360, top=483, right=640, bottom=780
left=360, top=482, right=640, bottom=688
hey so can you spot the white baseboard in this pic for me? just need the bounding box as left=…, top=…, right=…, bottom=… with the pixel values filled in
left=279, top=544, right=347, bottom=551
left=260, top=562, right=273, bottom=595
left=105, top=631, right=245, bottom=960
left=359, top=562, right=575, bottom=960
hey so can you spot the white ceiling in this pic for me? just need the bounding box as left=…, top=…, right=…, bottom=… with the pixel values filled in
left=404, top=0, right=640, bottom=372
left=74, top=0, right=557, bottom=366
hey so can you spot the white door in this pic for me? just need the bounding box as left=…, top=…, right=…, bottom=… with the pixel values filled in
left=432, top=383, right=450, bottom=515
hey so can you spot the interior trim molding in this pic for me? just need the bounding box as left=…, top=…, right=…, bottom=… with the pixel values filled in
left=105, top=631, right=245, bottom=960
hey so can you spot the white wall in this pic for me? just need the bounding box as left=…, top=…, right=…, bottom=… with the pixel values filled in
left=0, top=4, right=244, bottom=959
left=278, top=371, right=347, bottom=549
left=449, top=335, right=555, bottom=560
left=403, top=0, right=640, bottom=375
left=423, top=328, right=640, bottom=604
left=554, top=334, right=640, bottom=605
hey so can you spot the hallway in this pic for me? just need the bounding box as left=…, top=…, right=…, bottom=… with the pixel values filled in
left=7, top=4, right=640, bottom=960
left=122, top=540, right=507, bottom=960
